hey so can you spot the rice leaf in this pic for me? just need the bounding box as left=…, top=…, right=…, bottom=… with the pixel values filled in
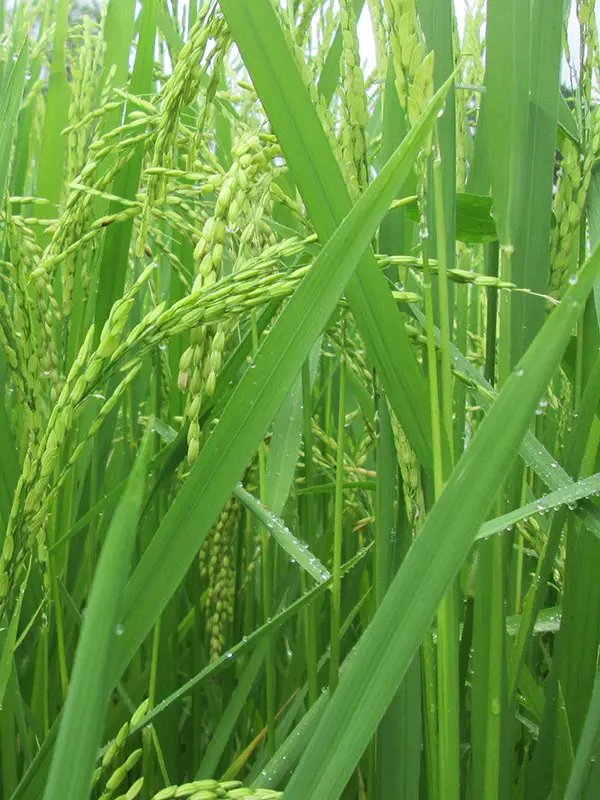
left=42, top=436, right=150, bottom=800
left=284, top=244, right=600, bottom=799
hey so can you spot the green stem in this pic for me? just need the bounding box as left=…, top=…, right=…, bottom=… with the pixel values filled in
left=432, top=155, right=454, bottom=466
left=329, top=350, right=346, bottom=693
left=301, top=360, right=319, bottom=706
left=253, top=316, right=276, bottom=756
left=472, top=241, right=507, bottom=800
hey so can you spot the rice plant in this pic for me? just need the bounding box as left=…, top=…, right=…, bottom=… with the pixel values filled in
left=0, top=1, right=599, bottom=798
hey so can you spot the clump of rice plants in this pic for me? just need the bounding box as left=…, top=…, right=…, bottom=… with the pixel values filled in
left=0, top=1, right=599, bottom=798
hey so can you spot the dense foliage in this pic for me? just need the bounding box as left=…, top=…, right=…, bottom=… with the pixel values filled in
left=0, top=1, right=599, bottom=798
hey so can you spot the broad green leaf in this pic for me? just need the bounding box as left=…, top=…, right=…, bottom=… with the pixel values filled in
left=485, top=0, right=530, bottom=248
left=94, top=0, right=158, bottom=335
left=103, top=0, right=137, bottom=90
left=512, top=0, right=563, bottom=357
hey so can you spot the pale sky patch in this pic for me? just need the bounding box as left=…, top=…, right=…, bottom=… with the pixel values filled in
left=357, top=1, right=600, bottom=94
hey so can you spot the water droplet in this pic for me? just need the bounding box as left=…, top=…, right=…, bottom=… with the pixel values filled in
left=514, top=368, right=524, bottom=377
left=115, top=624, right=124, bottom=636
left=568, top=274, right=578, bottom=285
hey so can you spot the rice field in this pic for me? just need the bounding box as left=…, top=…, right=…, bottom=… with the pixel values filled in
left=0, top=0, right=599, bottom=798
